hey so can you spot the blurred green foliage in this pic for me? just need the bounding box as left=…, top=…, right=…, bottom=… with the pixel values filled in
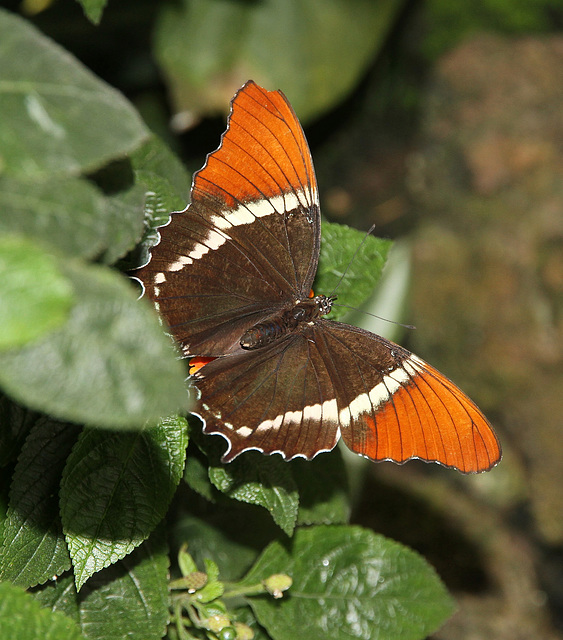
left=425, top=0, right=563, bottom=58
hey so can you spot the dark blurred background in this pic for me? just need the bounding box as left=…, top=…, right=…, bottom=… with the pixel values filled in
left=6, top=0, right=563, bottom=636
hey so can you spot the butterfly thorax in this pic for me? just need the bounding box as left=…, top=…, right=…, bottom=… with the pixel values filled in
left=240, top=295, right=333, bottom=350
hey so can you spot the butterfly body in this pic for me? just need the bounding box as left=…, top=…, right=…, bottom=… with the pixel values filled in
left=240, top=295, right=333, bottom=349
left=136, top=80, right=501, bottom=473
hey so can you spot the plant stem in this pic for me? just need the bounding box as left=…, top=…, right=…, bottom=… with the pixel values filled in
left=222, top=582, right=266, bottom=599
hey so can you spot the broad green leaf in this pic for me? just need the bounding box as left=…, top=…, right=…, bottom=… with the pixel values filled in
left=98, top=183, right=147, bottom=265
left=31, top=574, right=80, bottom=623
left=78, top=526, right=170, bottom=640
left=0, top=8, right=149, bottom=179
left=209, top=452, right=299, bottom=536
left=131, top=135, right=191, bottom=208
left=0, top=235, right=73, bottom=350
left=0, top=417, right=77, bottom=588
left=61, top=417, right=188, bottom=590
left=0, top=143, right=182, bottom=267
left=243, top=525, right=455, bottom=640
left=292, top=450, right=350, bottom=526
left=0, top=259, right=190, bottom=429
left=31, top=529, right=170, bottom=638
left=316, top=222, right=392, bottom=321
left=154, top=0, right=405, bottom=122
left=0, top=582, right=84, bottom=640
left=122, top=136, right=191, bottom=271
left=184, top=453, right=217, bottom=503
left=0, top=175, right=114, bottom=260
left=76, top=0, right=108, bottom=25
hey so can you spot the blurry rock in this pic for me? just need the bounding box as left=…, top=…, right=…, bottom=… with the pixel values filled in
left=406, top=34, right=563, bottom=639
left=408, top=34, right=563, bottom=544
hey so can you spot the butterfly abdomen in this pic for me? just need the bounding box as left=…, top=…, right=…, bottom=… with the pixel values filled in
left=240, top=295, right=333, bottom=350
left=240, top=318, right=287, bottom=349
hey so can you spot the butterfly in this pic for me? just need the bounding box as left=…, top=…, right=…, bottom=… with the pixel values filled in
left=135, top=80, right=501, bottom=473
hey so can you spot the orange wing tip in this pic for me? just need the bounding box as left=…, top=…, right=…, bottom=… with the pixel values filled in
left=189, top=357, right=215, bottom=375
left=346, top=363, right=501, bottom=474
left=191, top=80, right=316, bottom=209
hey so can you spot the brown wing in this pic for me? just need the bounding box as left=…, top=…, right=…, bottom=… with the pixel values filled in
left=193, top=333, right=341, bottom=462
left=135, top=81, right=320, bottom=357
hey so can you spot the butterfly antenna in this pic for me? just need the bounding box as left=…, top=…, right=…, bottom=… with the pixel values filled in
left=329, top=228, right=415, bottom=331
left=330, top=302, right=416, bottom=330
left=328, top=223, right=378, bottom=298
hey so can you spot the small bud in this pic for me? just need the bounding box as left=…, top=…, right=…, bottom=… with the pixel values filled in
left=234, top=621, right=254, bottom=640
left=184, top=571, right=208, bottom=593
left=205, top=614, right=231, bottom=633
left=263, top=573, right=293, bottom=599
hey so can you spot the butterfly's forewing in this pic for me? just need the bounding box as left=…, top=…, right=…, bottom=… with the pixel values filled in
left=135, top=81, right=320, bottom=357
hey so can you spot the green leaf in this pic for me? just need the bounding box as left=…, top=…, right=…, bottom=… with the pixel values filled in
left=60, top=417, right=188, bottom=590
left=184, top=454, right=217, bottom=503
left=123, top=136, right=191, bottom=271
left=131, top=136, right=190, bottom=210
left=31, top=574, right=80, bottom=623
left=177, top=545, right=198, bottom=576
left=0, top=8, right=149, bottom=179
left=209, top=452, right=299, bottom=536
left=292, top=450, right=350, bottom=526
left=75, top=0, right=108, bottom=25
left=242, top=525, right=456, bottom=640
left=31, top=529, right=170, bottom=638
left=0, top=235, right=73, bottom=350
left=316, top=222, right=392, bottom=321
left=0, top=582, right=84, bottom=640
left=0, top=176, right=110, bottom=260
left=99, top=183, right=147, bottom=265
left=154, top=0, right=406, bottom=122
left=204, top=556, right=220, bottom=583
left=0, top=417, right=77, bottom=588
left=0, top=142, right=183, bottom=268
left=0, top=259, right=190, bottom=429
left=79, top=526, right=170, bottom=639
left=196, top=557, right=224, bottom=603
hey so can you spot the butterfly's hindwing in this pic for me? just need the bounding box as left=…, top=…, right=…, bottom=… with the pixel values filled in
left=314, top=321, right=500, bottom=472
left=194, top=319, right=500, bottom=473
left=194, top=330, right=341, bottom=461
